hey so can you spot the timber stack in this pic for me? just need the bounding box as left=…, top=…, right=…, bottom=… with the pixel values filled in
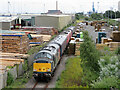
left=1, top=34, right=29, bottom=54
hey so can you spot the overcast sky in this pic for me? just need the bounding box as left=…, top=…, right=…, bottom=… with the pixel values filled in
left=0, top=0, right=119, bottom=14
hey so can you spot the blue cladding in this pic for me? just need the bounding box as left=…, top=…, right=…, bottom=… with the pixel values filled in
left=29, top=42, right=41, bottom=44
left=2, top=35, right=22, bottom=37
left=77, top=34, right=80, bottom=38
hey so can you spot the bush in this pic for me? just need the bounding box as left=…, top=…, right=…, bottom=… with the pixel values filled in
left=91, top=76, right=119, bottom=88
left=80, top=31, right=100, bottom=72
left=7, top=72, right=14, bottom=86
left=98, top=56, right=120, bottom=78
left=115, top=47, right=120, bottom=55
left=81, top=65, right=99, bottom=87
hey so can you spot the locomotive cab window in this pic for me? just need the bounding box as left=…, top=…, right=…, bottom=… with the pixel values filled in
left=36, top=60, right=48, bottom=63
left=47, top=54, right=52, bottom=59
left=35, top=52, right=53, bottom=59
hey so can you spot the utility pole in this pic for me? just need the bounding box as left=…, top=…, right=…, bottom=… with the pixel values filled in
left=110, top=7, right=113, bottom=19
left=115, top=9, right=116, bottom=26
left=108, top=10, right=109, bottom=25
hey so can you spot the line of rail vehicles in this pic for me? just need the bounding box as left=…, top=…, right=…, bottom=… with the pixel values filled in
left=33, top=26, right=75, bottom=81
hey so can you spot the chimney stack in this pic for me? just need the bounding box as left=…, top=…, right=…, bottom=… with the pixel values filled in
left=56, top=1, right=58, bottom=10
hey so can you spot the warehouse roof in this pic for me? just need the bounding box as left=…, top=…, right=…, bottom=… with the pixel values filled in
left=38, top=14, right=71, bottom=17
left=0, top=16, right=18, bottom=22
left=22, top=26, right=54, bottom=29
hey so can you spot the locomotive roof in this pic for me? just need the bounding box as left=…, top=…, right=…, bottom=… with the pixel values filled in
left=47, top=43, right=60, bottom=50
left=38, top=45, right=57, bottom=55
left=53, top=35, right=67, bottom=45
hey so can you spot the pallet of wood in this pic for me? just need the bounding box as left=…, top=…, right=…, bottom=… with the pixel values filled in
left=30, top=36, right=43, bottom=43
left=1, top=34, right=29, bottom=54
left=112, top=31, right=120, bottom=42
left=109, top=42, right=120, bottom=50
left=22, top=26, right=58, bottom=36
left=75, top=42, right=83, bottom=56
left=119, top=25, right=120, bottom=31
left=96, top=44, right=108, bottom=50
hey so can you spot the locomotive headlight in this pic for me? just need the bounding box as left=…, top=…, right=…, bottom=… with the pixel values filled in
left=47, top=69, right=51, bottom=72
left=33, top=69, right=37, bottom=71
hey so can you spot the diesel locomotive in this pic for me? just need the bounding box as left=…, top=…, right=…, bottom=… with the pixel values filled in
left=33, top=26, right=75, bottom=81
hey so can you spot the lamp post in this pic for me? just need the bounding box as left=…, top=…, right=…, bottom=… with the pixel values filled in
left=8, top=1, right=10, bottom=14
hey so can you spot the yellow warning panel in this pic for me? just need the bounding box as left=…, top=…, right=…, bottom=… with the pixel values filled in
left=33, top=63, right=51, bottom=72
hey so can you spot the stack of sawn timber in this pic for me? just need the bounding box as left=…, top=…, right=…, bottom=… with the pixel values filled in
left=22, top=26, right=58, bottom=36
left=1, top=34, right=29, bottom=54
left=75, top=42, right=83, bottom=56
left=0, top=52, right=29, bottom=74
left=96, top=31, right=120, bottom=51
left=67, top=40, right=75, bottom=55
left=109, top=31, right=120, bottom=50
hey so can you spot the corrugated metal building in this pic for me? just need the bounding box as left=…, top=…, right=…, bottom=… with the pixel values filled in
left=0, top=16, right=18, bottom=30
left=118, top=1, right=120, bottom=11
left=34, top=15, right=73, bottom=30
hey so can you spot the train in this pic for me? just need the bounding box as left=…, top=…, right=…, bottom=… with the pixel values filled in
left=33, top=26, right=75, bottom=81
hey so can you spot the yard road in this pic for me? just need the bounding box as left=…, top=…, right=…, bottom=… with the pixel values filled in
left=25, top=55, right=74, bottom=88
left=85, top=25, right=112, bottom=43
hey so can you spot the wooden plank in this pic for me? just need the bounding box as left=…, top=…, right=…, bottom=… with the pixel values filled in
left=0, top=61, right=21, bottom=66
left=0, top=65, right=6, bottom=70
left=0, top=58, right=24, bottom=62
left=0, top=52, right=29, bottom=57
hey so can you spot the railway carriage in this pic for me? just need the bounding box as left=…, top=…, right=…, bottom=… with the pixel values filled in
left=33, top=26, right=75, bottom=81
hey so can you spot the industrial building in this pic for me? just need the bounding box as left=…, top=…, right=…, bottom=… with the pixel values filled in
left=118, top=1, right=120, bottom=11
left=33, top=15, right=73, bottom=30
left=0, top=16, right=18, bottom=30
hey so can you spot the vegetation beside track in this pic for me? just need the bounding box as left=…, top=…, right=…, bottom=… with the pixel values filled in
left=56, top=57, right=88, bottom=88
left=56, top=30, right=120, bottom=88
left=4, top=66, right=33, bottom=88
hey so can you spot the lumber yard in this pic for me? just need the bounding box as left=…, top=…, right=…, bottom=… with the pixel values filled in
left=0, top=13, right=75, bottom=89
left=0, top=0, right=120, bottom=89
left=0, top=14, right=120, bottom=89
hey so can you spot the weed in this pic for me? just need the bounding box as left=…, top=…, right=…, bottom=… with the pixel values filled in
left=7, top=72, right=14, bottom=86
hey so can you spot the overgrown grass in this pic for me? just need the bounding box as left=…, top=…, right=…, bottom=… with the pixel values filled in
left=56, top=57, right=87, bottom=88
left=55, top=56, right=98, bottom=88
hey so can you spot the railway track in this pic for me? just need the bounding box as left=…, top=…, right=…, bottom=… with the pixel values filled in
left=25, top=55, right=75, bottom=89
left=32, top=81, right=50, bottom=90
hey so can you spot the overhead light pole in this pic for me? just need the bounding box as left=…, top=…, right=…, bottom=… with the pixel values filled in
left=8, top=1, right=10, bottom=14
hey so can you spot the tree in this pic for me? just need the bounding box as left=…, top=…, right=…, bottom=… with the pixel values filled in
left=75, top=12, right=84, bottom=20
left=116, top=11, right=120, bottom=18
left=90, top=13, right=103, bottom=20
left=103, top=10, right=115, bottom=19
left=80, top=31, right=100, bottom=72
